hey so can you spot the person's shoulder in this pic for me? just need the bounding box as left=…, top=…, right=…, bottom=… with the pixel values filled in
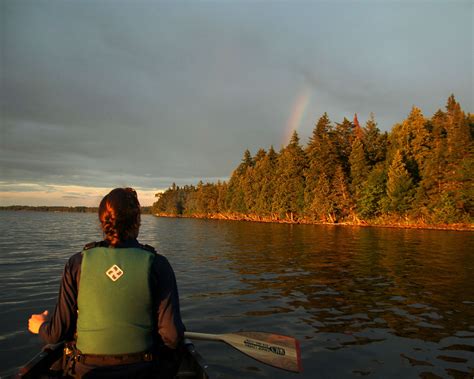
left=83, top=241, right=108, bottom=250
left=138, top=243, right=157, bottom=254
left=70, top=241, right=107, bottom=264
left=145, top=245, right=174, bottom=277
left=149, top=249, right=173, bottom=270
left=66, top=251, right=83, bottom=272
left=153, top=253, right=170, bottom=264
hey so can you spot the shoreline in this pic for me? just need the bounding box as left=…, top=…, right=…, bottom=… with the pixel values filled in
left=1, top=207, right=471, bottom=231
left=0, top=206, right=153, bottom=214
left=153, top=212, right=473, bottom=232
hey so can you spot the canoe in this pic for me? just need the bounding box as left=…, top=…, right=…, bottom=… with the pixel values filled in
left=177, top=340, right=210, bottom=379
left=4, top=339, right=209, bottom=379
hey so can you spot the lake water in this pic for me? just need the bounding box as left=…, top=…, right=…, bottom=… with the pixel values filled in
left=0, top=211, right=473, bottom=378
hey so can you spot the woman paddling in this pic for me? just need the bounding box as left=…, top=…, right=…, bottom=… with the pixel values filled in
left=28, top=187, right=185, bottom=378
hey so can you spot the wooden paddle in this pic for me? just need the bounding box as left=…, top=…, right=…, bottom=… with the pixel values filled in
left=185, top=331, right=302, bottom=373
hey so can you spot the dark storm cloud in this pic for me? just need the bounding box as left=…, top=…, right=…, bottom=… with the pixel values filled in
left=2, top=1, right=289, bottom=186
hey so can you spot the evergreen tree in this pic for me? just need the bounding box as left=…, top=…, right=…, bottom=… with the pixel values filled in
left=184, top=185, right=199, bottom=215
left=304, top=113, right=338, bottom=213
left=152, top=184, right=185, bottom=215
left=353, top=113, right=364, bottom=140
left=358, top=164, right=387, bottom=219
left=253, top=147, right=278, bottom=216
left=273, top=131, right=307, bottom=220
left=216, top=181, right=228, bottom=213
left=404, top=107, right=428, bottom=184
left=363, top=114, right=387, bottom=166
left=431, top=191, right=465, bottom=224
left=305, top=113, right=336, bottom=171
left=409, top=107, right=430, bottom=175
left=226, top=150, right=253, bottom=213
left=414, top=109, right=447, bottom=216
left=309, top=172, right=334, bottom=222
left=444, top=95, right=473, bottom=216
left=239, top=149, right=254, bottom=172
left=331, top=164, right=353, bottom=221
left=332, top=117, right=354, bottom=177
left=194, top=182, right=220, bottom=214
left=244, top=148, right=268, bottom=213
left=388, top=107, right=427, bottom=184
left=195, top=181, right=207, bottom=213
left=349, top=136, right=369, bottom=203
left=385, top=150, right=415, bottom=214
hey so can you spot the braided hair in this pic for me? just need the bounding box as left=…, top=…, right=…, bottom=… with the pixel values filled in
left=98, top=188, right=141, bottom=246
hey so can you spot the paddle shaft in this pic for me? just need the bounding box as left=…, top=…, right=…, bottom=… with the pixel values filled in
left=184, top=331, right=223, bottom=342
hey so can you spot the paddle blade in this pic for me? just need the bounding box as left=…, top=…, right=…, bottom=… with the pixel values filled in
left=221, top=331, right=302, bottom=373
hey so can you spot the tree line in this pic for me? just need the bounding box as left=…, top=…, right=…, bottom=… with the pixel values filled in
left=153, top=95, right=473, bottom=226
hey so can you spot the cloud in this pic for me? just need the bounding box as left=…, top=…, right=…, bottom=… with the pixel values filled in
left=2, top=1, right=472, bottom=205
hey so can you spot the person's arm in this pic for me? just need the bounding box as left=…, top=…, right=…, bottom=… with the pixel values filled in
left=152, top=254, right=185, bottom=349
left=32, top=253, right=81, bottom=344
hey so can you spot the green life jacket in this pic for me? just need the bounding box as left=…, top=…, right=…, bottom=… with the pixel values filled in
left=76, top=245, right=155, bottom=355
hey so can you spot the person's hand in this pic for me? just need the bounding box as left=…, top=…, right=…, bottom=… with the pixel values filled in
left=28, top=310, right=49, bottom=334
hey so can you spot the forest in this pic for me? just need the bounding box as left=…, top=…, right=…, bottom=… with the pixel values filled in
left=152, top=95, right=473, bottom=227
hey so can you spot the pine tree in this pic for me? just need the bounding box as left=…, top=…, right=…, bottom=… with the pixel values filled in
left=332, top=117, right=354, bottom=177
left=216, top=181, right=228, bottom=213
left=184, top=185, right=199, bottom=215
left=358, top=164, right=387, bottom=219
left=414, top=109, right=447, bottom=216
left=309, top=172, right=334, bottom=222
left=245, top=148, right=267, bottom=214
left=363, top=114, right=387, bottom=166
left=273, top=131, right=307, bottom=220
left=197, top=182, right=220, bottom=214
left=253, top=147, right=278, bottom=216
left=404, top=107, right=428, bottom=184
left=152, top=184, right=185, bottom=215
left=385, top=150, right=415, bottom=215
left=226, top=150, right=253, bottom=213
left=304, top=114, right=338, bottom=213
left=443, top=95, right=473, bottom=218
left=388, top=107, right=427, bottom=184
left=409, top=108, right=430, bottom=174
left=353, top=113, right=364, bottom=140
left=349, top=136, right=369, bottom=203
left=331, top=164, right=353, bottom=221
left=445, top=96, right=471, bottom=178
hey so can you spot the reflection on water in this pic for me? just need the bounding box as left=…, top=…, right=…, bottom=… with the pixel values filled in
left=0, top=212, right=473, bottom=378
left=218, top=224, right=474, bottom=378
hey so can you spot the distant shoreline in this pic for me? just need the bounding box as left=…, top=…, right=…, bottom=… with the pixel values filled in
left=153, top=212, right=474, bottom=232
left=1, top=207, right=471, bottom=231
left=0, top=206, right=153, bottom=214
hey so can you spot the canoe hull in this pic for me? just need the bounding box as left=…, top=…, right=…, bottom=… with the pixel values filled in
left=5, top=340, right=209, bottom=379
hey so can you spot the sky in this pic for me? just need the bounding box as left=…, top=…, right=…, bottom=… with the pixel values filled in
left=1, top=0, right=472, bottom=206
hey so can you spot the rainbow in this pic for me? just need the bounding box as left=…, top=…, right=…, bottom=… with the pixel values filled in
left=283, top=88, right=312, bottom=146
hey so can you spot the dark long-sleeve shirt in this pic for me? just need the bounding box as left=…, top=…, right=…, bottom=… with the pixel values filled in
left=39, top=239, right=185, bottom=350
